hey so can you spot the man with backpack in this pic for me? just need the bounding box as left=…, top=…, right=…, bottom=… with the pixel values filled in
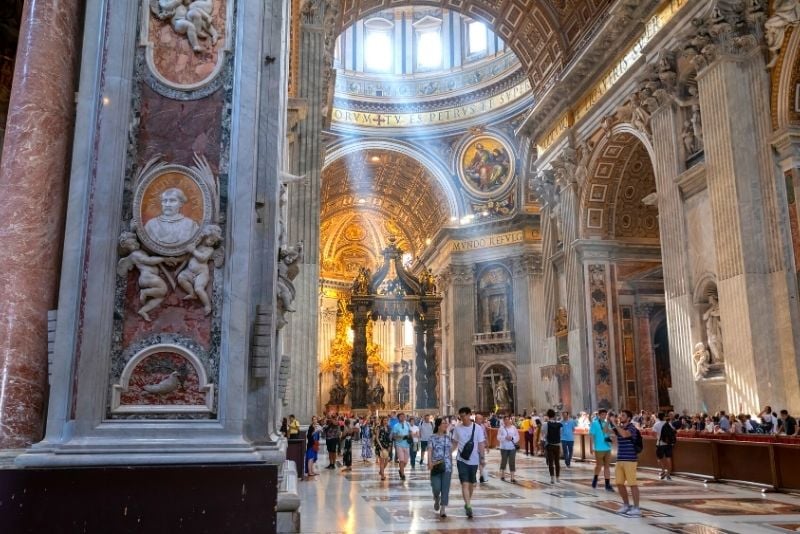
left=608, top=409, right=642, bottom=517
left=653, top=412, right=676, bottom=480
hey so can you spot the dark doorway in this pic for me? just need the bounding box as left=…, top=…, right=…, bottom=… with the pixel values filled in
left=653, top=320, right=672, bottom=410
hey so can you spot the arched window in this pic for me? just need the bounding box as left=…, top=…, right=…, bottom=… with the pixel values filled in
left=364, top=18, right=394, bottom=73
left=467, top=20, right=487, bottom=56
left=414, top=15, right=442, bottom=70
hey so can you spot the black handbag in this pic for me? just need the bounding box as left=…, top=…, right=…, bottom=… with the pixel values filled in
left=459, top=424, right=477, bottom=461
left=431, top=461, right=446, bottom=475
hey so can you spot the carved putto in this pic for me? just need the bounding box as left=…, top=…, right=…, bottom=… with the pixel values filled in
left=554, top=307, right=568, bottom=335
left=692, top=342, right=711, bottom=380
left=277, top=240, right=304, bottom=315
left=150, top=0, right=220, bottom=53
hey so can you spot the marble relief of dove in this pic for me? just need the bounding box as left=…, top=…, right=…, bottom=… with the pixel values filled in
left=143, top=371, right=180, bottom=394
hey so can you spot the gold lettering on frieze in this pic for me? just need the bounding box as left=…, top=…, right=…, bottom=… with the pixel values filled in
left=451, top=230, right=526, bottom=252
left=332, top=79, right=532, bottom=128
left=536, top=0, right=688, bottom=153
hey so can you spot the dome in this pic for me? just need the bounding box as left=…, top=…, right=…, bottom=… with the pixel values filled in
left=331, top=6, right=531, bottom=133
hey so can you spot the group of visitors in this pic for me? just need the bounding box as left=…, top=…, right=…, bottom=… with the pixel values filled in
left=285, top=401, right=796, bottom=520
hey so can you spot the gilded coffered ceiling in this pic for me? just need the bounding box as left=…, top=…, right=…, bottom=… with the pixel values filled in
left=338, top=0, right=614, bottom=91
left=321, top=150, right=451, bottom=280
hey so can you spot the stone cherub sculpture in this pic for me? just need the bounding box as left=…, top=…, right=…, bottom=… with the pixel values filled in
left=176, top=224, right=224, bottom=315
left=117, top=232, right=177, bottom=322
left=692, top=342, right=711, bottom=381
left=276, top=241, right=304, bottom=313
left=151, top=0, right=220, bottom=53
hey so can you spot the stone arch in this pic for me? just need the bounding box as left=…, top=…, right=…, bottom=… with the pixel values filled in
left=580, top=127, right=658, bottom=240
left=324, top=138, right=462, bottom=218
left=774, top=26, right=800, bottom=129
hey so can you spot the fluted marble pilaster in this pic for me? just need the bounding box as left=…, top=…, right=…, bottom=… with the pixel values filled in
left=697, top=47, right=800, bottom=413
left=0, top=0, right=81, bottom=448
left=284, top=10, right=326, bottom=422
left=650, top=104, right=698, bottom=412
left=449, top=265, right=476, bottom=409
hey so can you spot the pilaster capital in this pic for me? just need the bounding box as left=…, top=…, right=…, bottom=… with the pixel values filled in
left=634, top=303, right=655, bottom=318
left=512, top=254, right=542, bottom=277
left=448, top=264, right=476, bottom=285
left=680, top=0, right=766, bottom=73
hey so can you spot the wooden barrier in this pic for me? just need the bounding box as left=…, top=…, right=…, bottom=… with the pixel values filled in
left=570, top=428, right=800, bottom=491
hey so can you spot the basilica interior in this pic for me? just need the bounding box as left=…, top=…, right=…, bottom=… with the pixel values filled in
left=2, top=0, right=800, bottom=532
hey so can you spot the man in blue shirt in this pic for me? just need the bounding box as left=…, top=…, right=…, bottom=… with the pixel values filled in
left=392, top=412, right=412, bottom=480
left=608, top=409, right=641, bottom=517
left=560, top=412, right=576, bottom=467
left=589, top=409, right=613, bottom=491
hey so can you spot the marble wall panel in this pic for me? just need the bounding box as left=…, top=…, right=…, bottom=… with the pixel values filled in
left=587, top=263, right=613, bottom=409
left=685, top=189, right=717, bottom=290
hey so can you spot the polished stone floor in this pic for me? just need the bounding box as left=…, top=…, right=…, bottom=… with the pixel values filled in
left=297, top=446, right=800, bottom=533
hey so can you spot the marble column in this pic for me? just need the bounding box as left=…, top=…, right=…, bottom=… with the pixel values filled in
left=424, top=321, right=438, bottom=408
left=698, top=46, right=800, bottom=413
left=634, top=304, right=658, bottom=411
left=350, top=312, right=369, bottom=409
left=414, top=322, right=428, bottom=409
left=449, top=265, right=477, bottom=408
left=0, top=0, right=81, bottom=448
left=650, top=103, right=699, bottom=412
left=536, top=199, right=559, bottom=411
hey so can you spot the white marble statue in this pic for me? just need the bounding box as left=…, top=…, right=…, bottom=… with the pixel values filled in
left=144, top=187, right=200, bottom=247
left=176, top=224, right=223, bottom=315
left=117, top=232, right=176, bottom=322
left=682, top=120, right=697, bottom=156
left=765, top=0, right=800, bottom=68
left=151, top=0, right=220, bottom=53
left=494, top=377, right=510, bottom=407
left=276, top=241, right=304, bottom=313
left=692, top=342, right=711, bottom=381
left=574, top=140, right=593, bottom=189
left=704, top=295, right=724, bottom=362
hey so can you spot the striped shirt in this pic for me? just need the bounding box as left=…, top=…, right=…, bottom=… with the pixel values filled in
left=616, top=422, right=639, bottom=461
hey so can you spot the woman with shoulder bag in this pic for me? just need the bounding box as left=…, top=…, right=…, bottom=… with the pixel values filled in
left=497, top=415, right=520, bottom=482
left=375, top=416, right=392, bottom=481
left=427, top=417, right=453, bottom=518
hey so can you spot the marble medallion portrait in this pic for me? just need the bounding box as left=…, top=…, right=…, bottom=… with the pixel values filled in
left=458, top=134, right=515, bottom=197
left=132, top=156, right=215, bottom=256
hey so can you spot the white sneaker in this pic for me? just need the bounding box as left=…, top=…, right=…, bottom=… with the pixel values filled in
left=616, top=504, right=631, bottom=514
left=626, top=507, right=642, bottom=517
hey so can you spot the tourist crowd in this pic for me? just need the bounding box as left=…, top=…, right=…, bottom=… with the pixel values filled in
left=280, top=403, right=797, bottom=520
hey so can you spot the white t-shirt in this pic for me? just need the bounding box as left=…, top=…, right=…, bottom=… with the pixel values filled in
left=652, top=420, right=665, bottom=445
left=410, top=424, right=420, bottom=443
left=453, top=422, right=486, bottom=465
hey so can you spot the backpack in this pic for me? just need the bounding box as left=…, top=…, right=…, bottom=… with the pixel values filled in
left=632, top=426, right=644, bottom=454
left=660, top=422, right=677, bottom=445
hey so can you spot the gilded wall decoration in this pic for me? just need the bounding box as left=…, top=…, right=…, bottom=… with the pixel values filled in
left=457, top=134, right=515, bottom=198
left=142, top=0, right=232, bottom=91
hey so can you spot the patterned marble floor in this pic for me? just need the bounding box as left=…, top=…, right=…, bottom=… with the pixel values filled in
left=296, top=447, right=800, bottom=533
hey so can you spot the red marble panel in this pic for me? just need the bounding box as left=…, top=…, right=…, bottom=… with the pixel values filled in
left=137, top=85, right=223, bottom=168
left=119, top=352, right=207, bottom=407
